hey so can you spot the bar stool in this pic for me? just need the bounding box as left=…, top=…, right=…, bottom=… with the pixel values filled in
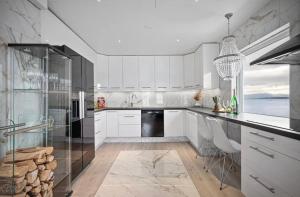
left=206, top=116, right=241, bottom=190
left=197, top=114, right=219, bottom=170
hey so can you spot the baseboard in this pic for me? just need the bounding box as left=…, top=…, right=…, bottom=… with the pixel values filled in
left=104, top=137, right=189, bottom=143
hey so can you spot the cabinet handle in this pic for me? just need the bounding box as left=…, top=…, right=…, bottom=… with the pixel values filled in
left=124, top=115, right=135, bottom=118
left=96, top=130, right=102, bottom=134
left=249, top=146, right=274, bottom=159
left=249, top=175, right=275, bottom=194
left=249, top=132, right=275, bottom=141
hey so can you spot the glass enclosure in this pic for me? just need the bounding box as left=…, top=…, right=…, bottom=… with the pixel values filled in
left=0, top=44, right=72, bottom=197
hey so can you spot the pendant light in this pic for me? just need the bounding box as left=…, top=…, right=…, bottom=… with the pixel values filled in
left=214, top=13, right=245, bottom=80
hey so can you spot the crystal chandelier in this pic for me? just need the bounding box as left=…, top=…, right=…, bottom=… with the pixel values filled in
left=214, top=13, right=245, bottom=80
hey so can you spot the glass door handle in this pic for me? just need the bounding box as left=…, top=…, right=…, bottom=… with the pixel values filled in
left=82, top=91, right=85, bottom=119
left=79, top=91, right=84, bottom=119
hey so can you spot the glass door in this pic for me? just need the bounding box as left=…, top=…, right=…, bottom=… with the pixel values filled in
left=47, top=47, right=72, bottom=196
left=0, top=44, right=72, bottom=197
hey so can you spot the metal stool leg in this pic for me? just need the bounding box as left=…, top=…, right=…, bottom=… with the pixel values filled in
left=219, top=153, right=235, bottom=190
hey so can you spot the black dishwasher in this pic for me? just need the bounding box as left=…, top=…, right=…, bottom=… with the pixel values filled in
left=141, top=110, right=164, bottom=137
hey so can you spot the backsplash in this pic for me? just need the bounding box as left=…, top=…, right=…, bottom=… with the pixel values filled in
left=95, top=88, right=223, bottom=109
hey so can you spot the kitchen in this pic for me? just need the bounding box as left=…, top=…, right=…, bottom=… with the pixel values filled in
left=0, top=0, right=300, bottom=197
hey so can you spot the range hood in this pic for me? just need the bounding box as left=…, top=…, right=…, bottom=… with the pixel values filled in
left=250, top=34, right=300, bottom=65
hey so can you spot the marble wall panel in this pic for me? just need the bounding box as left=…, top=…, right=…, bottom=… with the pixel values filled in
left=0, top=0, right=41, bottom=158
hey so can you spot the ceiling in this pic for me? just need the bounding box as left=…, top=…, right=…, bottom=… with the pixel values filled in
left=48, top=0, right=270, bottom=55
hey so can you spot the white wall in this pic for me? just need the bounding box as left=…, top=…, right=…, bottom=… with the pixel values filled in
left=41, top=10, right=97, bottom=63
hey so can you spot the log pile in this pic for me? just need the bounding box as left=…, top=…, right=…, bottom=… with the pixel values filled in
left=0, top=147, right=56, bottom=197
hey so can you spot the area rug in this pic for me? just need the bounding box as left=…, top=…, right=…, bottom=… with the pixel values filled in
left=95, top=150, right=200, bottom=197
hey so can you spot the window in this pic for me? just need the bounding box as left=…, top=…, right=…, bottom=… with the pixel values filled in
left=241, top=26, right=290, bottom=117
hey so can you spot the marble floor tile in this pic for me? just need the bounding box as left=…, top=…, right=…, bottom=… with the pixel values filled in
left=95, top=150, right=200, bottom=197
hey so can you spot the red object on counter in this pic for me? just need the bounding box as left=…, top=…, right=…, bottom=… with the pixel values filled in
left=97, top=97, right=106, bottom=108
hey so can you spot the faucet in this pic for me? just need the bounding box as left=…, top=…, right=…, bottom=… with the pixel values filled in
left=129, top=93, right=142, bottom=107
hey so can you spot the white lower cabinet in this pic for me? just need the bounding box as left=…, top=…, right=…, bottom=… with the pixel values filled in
left=119, top=125, right=141, bottom=137
left=118, top=110, right=141, bottom=137
left=94, top=111, right=106, bottom=150
left=186, top=111, right=199, bottom=148
left=164, top=110, right=184, bottom=137
left=241, top=126, right=300, bottom=197
left=106, top=111, right=119, bottom=137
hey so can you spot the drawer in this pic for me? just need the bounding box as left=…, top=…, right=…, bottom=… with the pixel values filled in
left=243, top=166, right=291, bottom=197
left=245, top=140, right=300, bottom=197
left=118, top=110, right=141, bottom=115
left=95, top=118, right=106, bottom=135
left=95, top=132, right=105, bottom=150
left=242, top=126, right=300, bottom=161
left=95, top=115, right=104, bottom=121
left=119, top=125, right=141, bottom=137
left=95, top=111, right=105, bottom=119
left=119, top=114, right=141, bottom=125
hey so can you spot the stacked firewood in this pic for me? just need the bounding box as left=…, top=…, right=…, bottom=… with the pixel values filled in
left=0, top=147, right=56, bottom=197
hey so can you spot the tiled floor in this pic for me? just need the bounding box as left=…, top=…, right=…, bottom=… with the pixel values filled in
left=95, top=150, right=200, bottom=197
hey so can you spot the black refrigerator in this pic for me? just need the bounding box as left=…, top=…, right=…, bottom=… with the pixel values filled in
left=57, top=45, right=95, bottom=181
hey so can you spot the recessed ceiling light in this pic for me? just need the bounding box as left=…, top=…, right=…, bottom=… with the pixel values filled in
left=176, top=39, right=180, bottom=42
left=97, top=0, right=101, bottom=2
left=118, top=40, right=121, bottom=43
left=195, top=0, right=199, bottom=2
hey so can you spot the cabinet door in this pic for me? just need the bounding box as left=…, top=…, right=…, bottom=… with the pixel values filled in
left=95, top=55, right=109, bottom=89
left=184, top=53, right=195, bottom=88
left=170, top=56, right=183, bottom=89
left=186, top=112, right=192, bottom=140
left=119, top=125, right=141, bottom=137
left=108, top=56, right=123, bottom=89
left=202, top=44, right=219, bottom=89
left=194, top=50, right=203, bottom=88
left=139, top=56, right=155, bottom=89
left=164, top=110, right=184, bottom=137
left=106, top=111, right=119, bottom=137
left=155, top=56, right=170, bottom=90
left=123, top=56, right=139, bottom=90
left=94, top=112, right=106, bottom=149
left=191, top=113, right=199, bottom=149
left=188, top=112, right=198, bottom=148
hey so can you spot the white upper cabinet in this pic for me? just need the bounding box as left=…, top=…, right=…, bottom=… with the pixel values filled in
left=108, top=56, right=123, bottom=89
left=155, top=56, right=170, bottom=90
left=194, top=50, right=203, bottom=87
left=195, top=43, right=219, bottom=89
left=94, top=54, right=109, bottom=89
left=99, top=46, right=219, bottom=92
left=170, top=56, right=184, bottom=89
left=123, top=56, right=139, bottom=90
left=184, top=53, right=195, bottom=88
left=139, top=56, right=155, bottom=90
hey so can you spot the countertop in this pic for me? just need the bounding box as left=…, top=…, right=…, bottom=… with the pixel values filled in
left=94, top=107, right=187, bottom=112
left=95, top=106, right=300, bottom=140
